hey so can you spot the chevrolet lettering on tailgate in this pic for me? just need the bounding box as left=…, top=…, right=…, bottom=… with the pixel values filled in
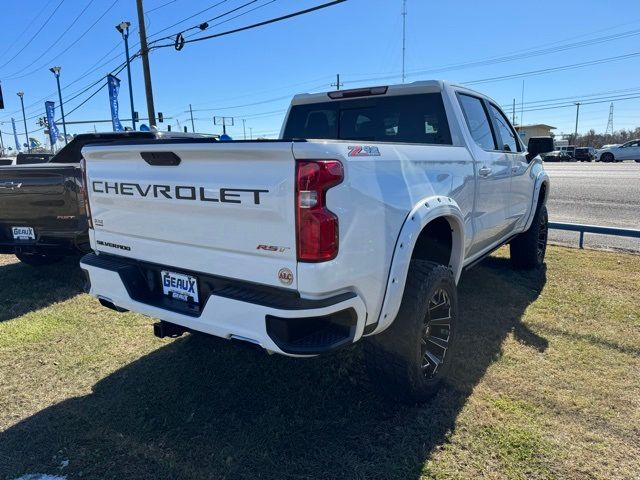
left=91, top=181, right=269, bottom=205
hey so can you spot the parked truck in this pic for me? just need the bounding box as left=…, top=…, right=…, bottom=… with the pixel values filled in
left=80, top=81, right=553, bottom=403
left=0, top=131, right=208, bottom=265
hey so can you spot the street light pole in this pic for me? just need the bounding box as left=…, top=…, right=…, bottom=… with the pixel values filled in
left=17, top=91, right=29, bottom=152
left=242, top=119, right=246, bottom=140
left=49, top=66, right=68, bottom=144
left=116, top=21, right=136, bottom=130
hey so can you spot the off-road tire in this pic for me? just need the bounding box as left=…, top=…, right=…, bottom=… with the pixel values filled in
left=15, top=252, right=63, bottom=266
left=365, top=260, right=458, bottom=404
left=510, top=204, right=548, bottom=269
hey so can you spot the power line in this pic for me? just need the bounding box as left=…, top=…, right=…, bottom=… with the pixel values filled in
left=4, top=0, right=121, bottom=81
left=463, top=51, right=640, bottom=85
left=181, top=0, right=277, bottom=41
left=0, top=0, right=67, bottom=72
left=146, top=0, right=178, bottom=14
left=342, top=27, right=640, bottom=86
left=0, top=1, right=52, bottom=63
left=149, top=0, right=347, bottom=49
left=499, top=86, right=640, bottom=109
left=2, top=0, right=97, bottom=79
left=147, top=0, right=232, bottom=39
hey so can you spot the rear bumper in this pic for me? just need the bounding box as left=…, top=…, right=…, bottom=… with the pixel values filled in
left=0, top=229, right=89, bottom=255
left=80, top=253, right=367, bottom=356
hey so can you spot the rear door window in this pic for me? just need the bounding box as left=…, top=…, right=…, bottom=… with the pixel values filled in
left=488, top=103, right=521, bottom=152
left=457, top=93, right=497, bottom=150
left=283, top=93, right=452, bottom=145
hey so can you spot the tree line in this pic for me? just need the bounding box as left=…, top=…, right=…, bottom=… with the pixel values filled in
left=558, top=127, right=640, bottom=148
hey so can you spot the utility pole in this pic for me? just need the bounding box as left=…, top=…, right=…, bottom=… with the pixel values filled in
left=242, top=119, right=246, bottom=139
left=331, top=74, right=343, bottom=90
left=136, top=0, right=156, bottom=126
left=249, top=127, right=253, bottom=140
left=401, top=0, right=407, bottom=83
left=189, top=104, right=195, bottom=132
left=512, top=98, right=516, bottom=125
left=116, top=21, right=136, bottom=130
left=49, top=67, right=68, bottom=144
left=520, top=80, right=525, bottom=128
left=0, top=127, right=4, bottom=156
left=574, top=102, right=581, bottom=144
left=17, top=91, right=29, bottom=152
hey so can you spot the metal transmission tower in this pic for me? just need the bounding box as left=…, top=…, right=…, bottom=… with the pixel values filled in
left=401, top=0, right=407, bottom=83
left=605, top=103, right=614, bottom=136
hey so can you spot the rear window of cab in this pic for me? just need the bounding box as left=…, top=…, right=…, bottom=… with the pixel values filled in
left=283, top=93, right=452, bottom=145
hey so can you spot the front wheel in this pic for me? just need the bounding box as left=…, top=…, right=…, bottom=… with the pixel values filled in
left=601, top=153, right=614, bottom=163
left=15, top=252, right=63, bottom=266
left=365, top=260, right=458, bottom=404
left=510, top=204, right=548, bottom=269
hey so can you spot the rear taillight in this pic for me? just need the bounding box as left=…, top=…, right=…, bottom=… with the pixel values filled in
left=80, top=158, right=93, bottom=229
left=296, top=159, right=343, bottom=262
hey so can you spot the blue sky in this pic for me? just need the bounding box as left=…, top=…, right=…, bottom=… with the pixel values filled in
left=0, top=0, right=639, bottom=143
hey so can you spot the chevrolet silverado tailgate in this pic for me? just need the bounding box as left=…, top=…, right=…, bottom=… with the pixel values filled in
left=0, top=164, right=82, bottom=242
left=82, top=141, right=298, bottom=289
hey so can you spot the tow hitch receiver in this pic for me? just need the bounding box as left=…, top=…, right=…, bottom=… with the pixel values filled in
left=153, top=321, right=188, bottom=339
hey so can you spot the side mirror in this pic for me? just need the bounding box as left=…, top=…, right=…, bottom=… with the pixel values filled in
left=527, top=137, right=555, bottom=162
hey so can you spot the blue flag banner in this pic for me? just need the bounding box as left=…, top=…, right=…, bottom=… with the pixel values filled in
left=11, top=118, right=20, bottom=150
left=45, top=101, right=59, bottom=145
left=107, top=74, right=124, bottom=132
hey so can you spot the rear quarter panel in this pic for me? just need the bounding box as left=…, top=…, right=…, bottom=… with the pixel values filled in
left=293, top=141, right=474, bottom=327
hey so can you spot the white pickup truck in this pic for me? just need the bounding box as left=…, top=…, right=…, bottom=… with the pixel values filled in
left=80, top=81, right=553, bottom=403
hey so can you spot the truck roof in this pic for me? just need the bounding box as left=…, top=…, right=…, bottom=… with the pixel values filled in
left=290, top=80, right=451, bottom=106
left=288, top=80, right=502, bottom=115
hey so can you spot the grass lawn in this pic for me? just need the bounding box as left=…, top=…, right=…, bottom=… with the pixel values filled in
left=0, top=246, right=638, bottom=480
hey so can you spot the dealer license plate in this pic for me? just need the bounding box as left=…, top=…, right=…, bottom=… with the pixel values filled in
left=161, top=270, right=199, bottom=303
left=12, top=227, right=35, bottom=240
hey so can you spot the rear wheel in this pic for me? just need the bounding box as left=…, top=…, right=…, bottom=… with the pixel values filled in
left=15, top=252, right=63, bottom=266
left=510, top=204, right=548, bottom=269
left=365, top=260, right=458, bottom=404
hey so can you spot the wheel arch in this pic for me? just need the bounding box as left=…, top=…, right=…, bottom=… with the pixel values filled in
left=523, top=172, right=550, bottom=232
left=369, top=195, right=465, bottom=335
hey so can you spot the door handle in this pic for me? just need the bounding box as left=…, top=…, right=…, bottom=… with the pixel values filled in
left=478, top=166, right=492, bottom=177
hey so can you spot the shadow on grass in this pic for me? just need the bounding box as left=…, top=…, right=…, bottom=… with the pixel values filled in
left=0, top=257, right=547, bottom=480
left=0, top=257, right=84, bottom=323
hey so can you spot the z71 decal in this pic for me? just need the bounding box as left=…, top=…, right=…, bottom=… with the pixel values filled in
left=348, top=145, right=381, bottom=157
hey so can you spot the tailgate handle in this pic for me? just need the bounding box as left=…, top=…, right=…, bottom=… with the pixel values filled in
left=141, top=151, right=181, bottom=166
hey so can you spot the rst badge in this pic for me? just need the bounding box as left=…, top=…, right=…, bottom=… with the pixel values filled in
left=348, top=145, right=380, bottom=157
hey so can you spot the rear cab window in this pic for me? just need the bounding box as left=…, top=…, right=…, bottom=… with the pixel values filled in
left=283, top=93, right=452, bottom=145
